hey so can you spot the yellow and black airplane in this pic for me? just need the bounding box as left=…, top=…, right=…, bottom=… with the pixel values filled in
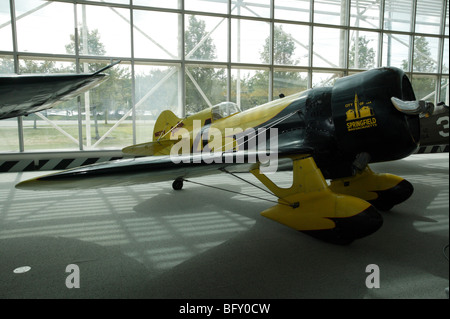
left=16, top=67, right=449, bottom=244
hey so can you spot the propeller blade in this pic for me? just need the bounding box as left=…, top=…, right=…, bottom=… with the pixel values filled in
left=390, top=97, right=447, bottom=117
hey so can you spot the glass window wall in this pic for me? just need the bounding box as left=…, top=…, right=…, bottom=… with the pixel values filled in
left=274, top=0, right=310, bottom=22
left=384, top=0, right=413, bottom=32
left=231, top=0, right=271, bottom=19
left=349, top=30, right=379, bottom=70
left=133, top=10, right=180, bottom=60
left=382, top=33, right=410, bottom=71
left=314, top=0, right=348, bottom=26
left=313, top=26, right=346, bottom=68
left=0, top=0, right=448, bottom=154
left=231, top=18, right=270, bottom=64
left=350, top=0, right=380, bottom=29
left=15, top=0, right=74, bottom=55
left=0, top=1, right=13, bottom=52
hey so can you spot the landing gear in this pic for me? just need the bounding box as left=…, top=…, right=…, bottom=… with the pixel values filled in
left=302, top=207, right=383, bottom=245
left=329, top=166, right=414, bottom=211
left=370, top=179, right=413, bottom=211
left=250, top=155, right=383, bottom=244
left=172, top=178, right=184, bottom=190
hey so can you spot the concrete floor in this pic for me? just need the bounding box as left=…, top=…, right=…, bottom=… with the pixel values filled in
left=0, top=153, right=448, bottom=299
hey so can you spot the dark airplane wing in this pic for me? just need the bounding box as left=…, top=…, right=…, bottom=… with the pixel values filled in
left=14, top=150, right=302, bottom=191
left=0, top=61, right=119, bottom=120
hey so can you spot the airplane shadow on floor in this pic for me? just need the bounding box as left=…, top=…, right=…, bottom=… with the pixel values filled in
left=130, top=179, right=448, bottom=299
left=0, top=235, right=151, bottom=299
left=133, top=182, right=272, bottom=219
left=1, top=178, right=446, bottom=299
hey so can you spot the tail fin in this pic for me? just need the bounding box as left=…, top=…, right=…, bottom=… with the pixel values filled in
left=122, top=110, right=182, bottom=156
left=153, top=110, right=182, bottom=141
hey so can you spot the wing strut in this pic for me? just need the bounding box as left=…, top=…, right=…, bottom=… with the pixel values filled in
left=219, top=168, right=293, bottom=207
left=183, top=178, right=282, bottom=206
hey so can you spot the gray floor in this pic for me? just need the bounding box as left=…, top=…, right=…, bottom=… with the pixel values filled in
left=0, top=153, right=448, bottom=299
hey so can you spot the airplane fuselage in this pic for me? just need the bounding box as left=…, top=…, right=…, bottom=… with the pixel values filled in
left=193, top=67, right=420, bottom=179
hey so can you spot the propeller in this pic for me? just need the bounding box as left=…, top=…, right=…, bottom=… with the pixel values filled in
left=391, top=97, right=449, bottom=118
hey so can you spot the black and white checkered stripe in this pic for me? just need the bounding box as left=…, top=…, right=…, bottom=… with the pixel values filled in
left=0, top=150, right=134, bottom=173
left=0, top=156, right=126, bottom=173
left=415, top=144, right=449, bottom=154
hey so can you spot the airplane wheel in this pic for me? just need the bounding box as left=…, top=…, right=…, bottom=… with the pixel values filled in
left=172, top=179, right=183, bottom=190
left=369, top=179, right=414, bottom=211
left=300, top=205, right=383, bottom=245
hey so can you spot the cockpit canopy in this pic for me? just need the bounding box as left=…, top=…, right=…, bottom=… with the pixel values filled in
left=211, top=102, right=241, bottom=121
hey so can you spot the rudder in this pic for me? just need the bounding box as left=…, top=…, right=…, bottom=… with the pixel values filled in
left=153, top=110, right=182, bottom=141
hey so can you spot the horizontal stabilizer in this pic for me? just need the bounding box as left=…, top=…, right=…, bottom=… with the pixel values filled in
left=122, top=139, right=178, bottom=156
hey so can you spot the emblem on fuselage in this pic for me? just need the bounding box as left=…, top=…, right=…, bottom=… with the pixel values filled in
left=345, top=93, right=377, bottom=132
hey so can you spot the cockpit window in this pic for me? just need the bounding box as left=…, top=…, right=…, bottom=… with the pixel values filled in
left=211, top=102, right=241, bottom=121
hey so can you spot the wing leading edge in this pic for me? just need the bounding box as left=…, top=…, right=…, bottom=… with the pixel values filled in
left=15, top=151, right=300, bottom=191
left=0, top=61, right=120, bottom=120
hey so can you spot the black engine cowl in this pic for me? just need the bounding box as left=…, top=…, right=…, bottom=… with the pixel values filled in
left=331, top=67, right=420, bottom=165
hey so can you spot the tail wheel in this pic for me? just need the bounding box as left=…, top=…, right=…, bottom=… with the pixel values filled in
left=172, top=178, right=184, bottom=190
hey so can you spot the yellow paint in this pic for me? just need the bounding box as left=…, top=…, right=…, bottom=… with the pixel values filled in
left=251, top=156, right=372, bottom=231
left=359, top=106, right=374, bottom=118
left=122, top=139, right=178, bottom=156
left=346, top=93, right=375, bottom=122
left=153, top=110, right=183, bottom=139
left=123, top=90, right=307, bottom=156
left=346, top=109, right=356, bottom=121
left=329, top=165, right=404, bottom=201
